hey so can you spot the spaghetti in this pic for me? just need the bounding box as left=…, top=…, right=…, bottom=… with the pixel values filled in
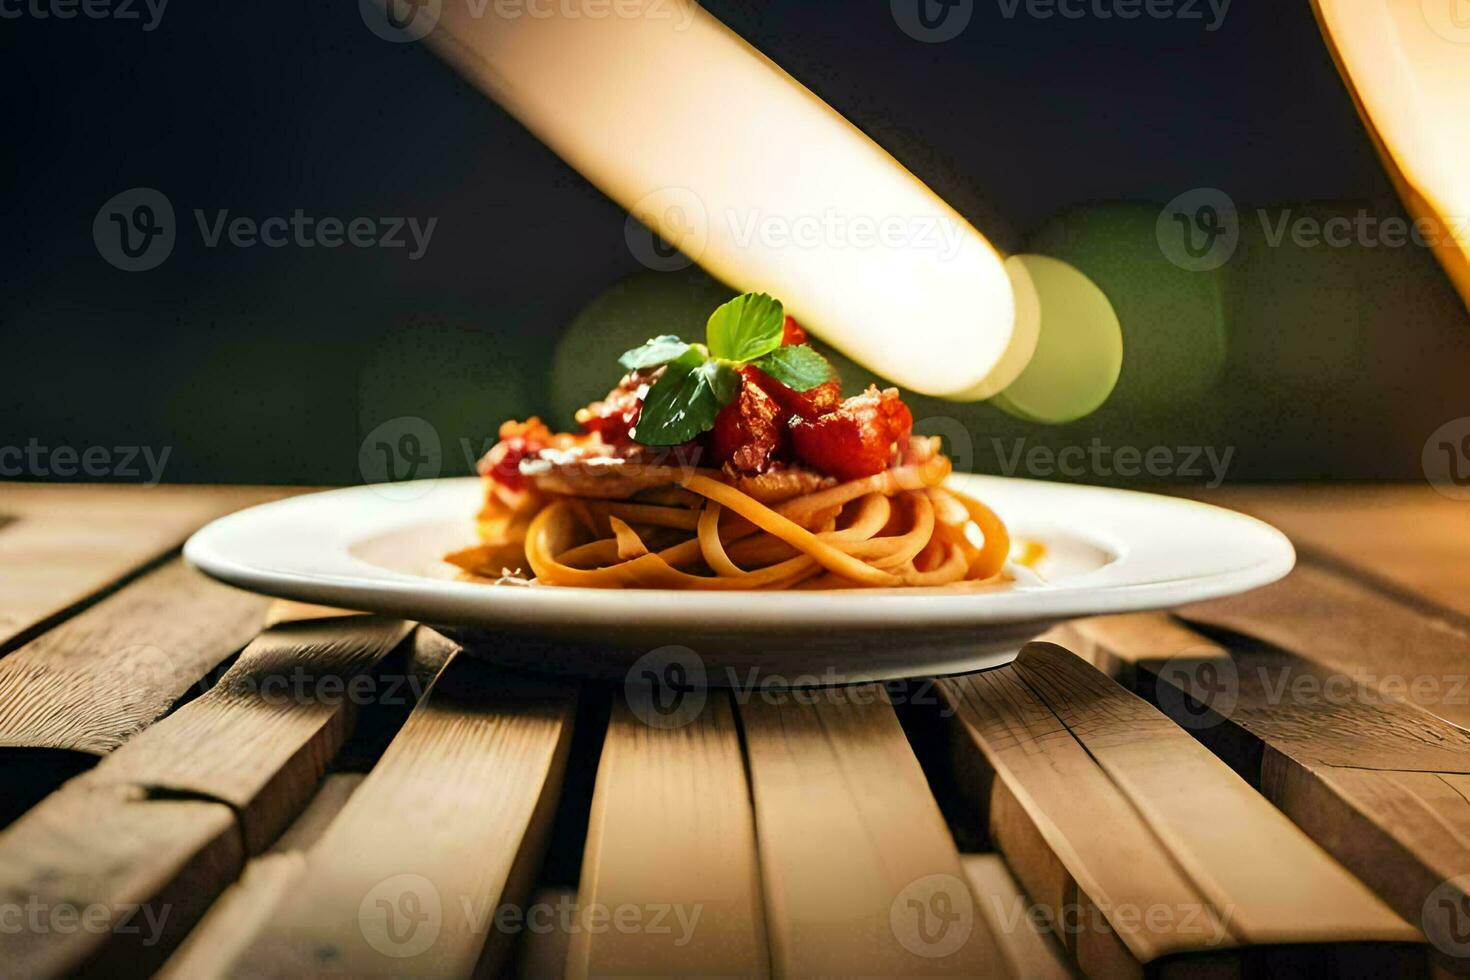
left=444, top=292, right=1016, bottom=590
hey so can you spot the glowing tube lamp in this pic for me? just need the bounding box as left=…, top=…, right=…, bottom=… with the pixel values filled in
left=1312, top=0, right=1470, bottom=309
left=417, top=0, right=1025, bottom=399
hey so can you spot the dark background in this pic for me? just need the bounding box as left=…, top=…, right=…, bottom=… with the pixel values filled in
left=3, top=0, right=1466, bottom=486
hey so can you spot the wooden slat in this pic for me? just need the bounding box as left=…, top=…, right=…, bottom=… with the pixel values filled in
left=960, top=854, right=1075, bottom=980
left=75, top=615, right=413, bottom=853
left=567, top=693, right=767, bottom=977
left=941, top=662, right=1233, bottom=975
left=1189, top=484, right=1470, bottom=618
left=0, top=783, right=242, bottom=979
left=0, top=484, right=296, bottom=654
left=1180, top=563, right=1470, bottom=730
left=939, top=644, right=1422, bottom=976
left=0, top=560, right=271, bottom=756
left=739, top=685, right=1013, bottom=977
left=0, top=559, right=273, bottom=826
left=228, top=652, right=578, bottom=977
left=0, top=613, right=414, bottom=977
left=157, top=774, right=365, bottom=980
left=1061, top=613, right=1470, bottom=963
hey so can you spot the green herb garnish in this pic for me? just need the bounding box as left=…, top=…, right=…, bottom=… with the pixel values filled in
left=620, top=293, right=835, bottom=446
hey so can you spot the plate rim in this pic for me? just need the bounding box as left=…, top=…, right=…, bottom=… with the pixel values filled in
left=182, top=474, right=1296, bottom=633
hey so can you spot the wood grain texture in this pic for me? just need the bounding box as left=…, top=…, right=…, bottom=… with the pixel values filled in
left=228, top=652, right=578, bottom=978
left=1013, top=643, right=1415, bottom=946
left=940, top=645, right=1422, bottom=976
left=0, top=783, right=243, bottom=979
left=0, top=559, right=273, bottom=757
left=1064, top=613, right=1470, bottom=963
left=0, top=484, right=297, bottom=654
left=76, top=614, right=413, bottom=854
left=1179, top=564, right=1470, bottom=730
left=1189, top=484, right=1470, bottom=618
left=941, top=663, right=1230, bottom=975
left=567, top=693, right=767, bottom=978
left=739, top=686, right=1013, bottom=977
left=157, top=774, right=366, bottom=980
left=960, top=854, right=1075, bottom=980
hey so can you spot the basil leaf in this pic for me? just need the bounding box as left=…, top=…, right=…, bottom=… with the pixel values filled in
left=631, top=350, right=740, bottom=446
left=705, top=293, right=784, bottom=363
left=752, top=344, right=835, bottom=392
left=619, top=335, right=691, bottom=371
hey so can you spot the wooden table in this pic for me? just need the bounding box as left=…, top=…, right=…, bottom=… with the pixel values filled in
left=2, top=482, right=1469, bottom=978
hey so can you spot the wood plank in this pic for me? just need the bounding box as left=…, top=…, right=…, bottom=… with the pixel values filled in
left=0, top=559, right=271, bottom=756
left=1189, top=484, right=1470, bottom=619
left=515, top=887, right=576, bottom=980
left=940, top=645, right=1423, bottom=976
left=960, top=854, right=1076, bottom=980
left=0, top=483, right=296, bottom=655
left=0, top=559, right=272, bottom=826
left=228, top=652, right=578, bottom=978
left=0, top=613, right=415, bottom=977
left=1013, top=643, right=1416, bottom=947
left=567, top=693, right=767, bottom=977
left=739, top=685, right=1013, bottom=977
left=940, top=663, right=1232, bottom=976
left=76, top=614, right=413, bottom=853
left=0, top=783, right=243, bottom=979
left=1179, top=563, right=1470, bottom=730
left=156, top=774, right=365, bottom=980
left=1062, top=613, right=1470, bottom=966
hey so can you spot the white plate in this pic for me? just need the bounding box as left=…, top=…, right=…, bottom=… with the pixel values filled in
left=184, top=475, right=1294, bottom=683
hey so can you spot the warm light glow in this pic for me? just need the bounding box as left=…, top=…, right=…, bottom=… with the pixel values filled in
left=1312, top=0, right=1470, bottom=308
left=421, top=0, right=1020, bottom=398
